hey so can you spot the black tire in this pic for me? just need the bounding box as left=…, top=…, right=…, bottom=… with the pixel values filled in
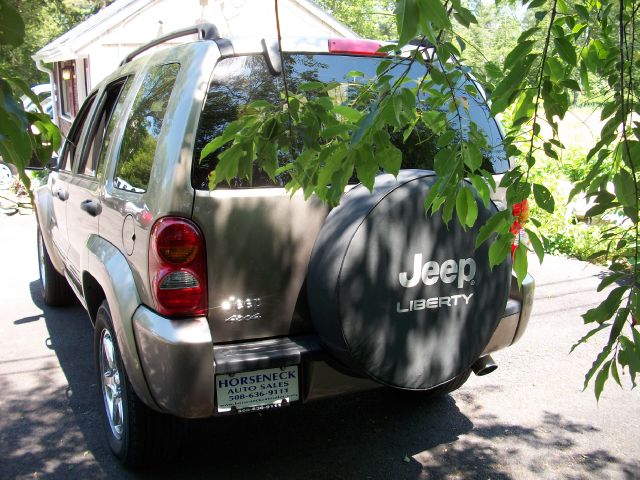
left=37, top=227, right=74, bottom=306
left=94, top=300, right=181, bottom=467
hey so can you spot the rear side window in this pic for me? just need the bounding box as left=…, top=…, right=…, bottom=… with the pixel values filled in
left=78, top=77, right=131, bottom=178
left=192, top=54, right=508, bottom=190
left=59, top=94, right=96, bottom=172
left=192, top=56, right=284, bottom=189
left=114, top=63, right=180, bottom=193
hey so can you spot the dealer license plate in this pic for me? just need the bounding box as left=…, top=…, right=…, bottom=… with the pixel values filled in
left=216, top=365, right=299, bottom=413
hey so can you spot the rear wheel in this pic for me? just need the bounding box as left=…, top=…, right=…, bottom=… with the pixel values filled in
left=95, top=300, right=181, bottom=467
left=37, top=228, right=74, bottom=306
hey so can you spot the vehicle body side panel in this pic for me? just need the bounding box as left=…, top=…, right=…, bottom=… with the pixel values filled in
left=67, top=176, right=101, bottom=284
left=84, top=233, right=159, bottom=410
left=34, top=184, right=66, bottom=274
left=48, top=171, right=72, bottom=264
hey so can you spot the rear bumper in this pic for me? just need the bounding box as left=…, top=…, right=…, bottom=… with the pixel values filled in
left=132, top=306, right=215, bottom=418
left=132, top=273, right=534, bottom=418
left=483, top=273, right=535, bottom=354
left=132, top=306, right=374, bottom=418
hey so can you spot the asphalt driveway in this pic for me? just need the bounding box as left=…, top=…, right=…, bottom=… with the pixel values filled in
left=0, top=212, right=638, bottom=479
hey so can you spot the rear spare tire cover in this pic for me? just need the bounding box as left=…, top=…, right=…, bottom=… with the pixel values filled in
left=307, top=170, right=511, bottom=390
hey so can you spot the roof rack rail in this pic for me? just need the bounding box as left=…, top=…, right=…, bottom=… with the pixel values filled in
left=119, top=23, right=221, bottom=66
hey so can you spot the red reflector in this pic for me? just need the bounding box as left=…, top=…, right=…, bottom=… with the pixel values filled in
left=328, top=38, right=385, bottom=56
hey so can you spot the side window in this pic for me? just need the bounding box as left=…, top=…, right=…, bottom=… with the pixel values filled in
left=58, top=93, right=96, bottom=172
left=113, top=63, right=180, bottom=193
left=78, top=77, right=132, bottom=177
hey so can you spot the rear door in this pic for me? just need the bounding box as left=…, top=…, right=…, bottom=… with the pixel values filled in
left=66, top=78, right=131, bottom=284
left=48, top=94, right=96, bottom=264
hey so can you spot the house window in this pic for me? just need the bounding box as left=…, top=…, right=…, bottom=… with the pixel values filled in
left=58, top=60, right=77, bottom=118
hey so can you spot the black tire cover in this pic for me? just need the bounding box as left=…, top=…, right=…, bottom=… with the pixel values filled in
left=307, top=170, right=511, bottom=390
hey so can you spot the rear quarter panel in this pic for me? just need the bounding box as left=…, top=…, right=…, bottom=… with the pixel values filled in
left=192, top=189, right=328, bottom=343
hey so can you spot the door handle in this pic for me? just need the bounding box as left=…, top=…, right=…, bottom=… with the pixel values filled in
left=80, top=199, right=101, bottom=217
left=54, top=189, right=68, bottom=201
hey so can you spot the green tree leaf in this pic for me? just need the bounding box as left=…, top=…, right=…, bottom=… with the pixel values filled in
left=489, top=233, right=515, bottom=269
left=476, top=210, right=511, bottom=247
left=582, top=287, right=628, bottom=324
left=594, top=359, right=611, bottom=401
left=612, top=169, right=637, bottom=208
left=504, top=40, right=535, bottom=70
left=0, top=0, right=25, bottom=46
left=396, top=0, right=419, bottom=47
left=533, top=183, right=555, bottom=213
left=513, top=242, right=528, bottom=288
left=584, top=344, right=612, bottom=390
left=554, top=37, right=577, bottom=66
left=455, top=186, right=478, bottom=228
left=418, top=0, right=451, bottom=31
left=525, top=228, right=545, bottom=264
left=570, top=323, right=610, bottom=354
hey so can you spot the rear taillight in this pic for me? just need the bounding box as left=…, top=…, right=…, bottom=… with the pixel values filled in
left=149, top=217, right=207, bottom=317
left=328, top=38, right=385, bottom=56
left=510, top=199, right=529, bottom=255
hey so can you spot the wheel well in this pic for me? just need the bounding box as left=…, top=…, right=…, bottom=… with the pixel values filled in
left=83, top=272, right=106, bottom=325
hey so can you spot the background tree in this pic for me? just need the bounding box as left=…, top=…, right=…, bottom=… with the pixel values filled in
left=0, top=0, right=113, bottom=85
left=314, top=0, right=396, bottom=39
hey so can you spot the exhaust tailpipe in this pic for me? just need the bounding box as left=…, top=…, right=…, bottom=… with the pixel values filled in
left=472, top=355, right=498, bottom=376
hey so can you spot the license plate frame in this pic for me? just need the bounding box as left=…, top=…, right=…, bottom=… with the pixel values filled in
left=215, top=365, right=300, bottom=413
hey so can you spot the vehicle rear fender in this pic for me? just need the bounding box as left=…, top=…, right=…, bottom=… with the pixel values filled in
left=34, top=186, right=65, bottom=273
left=84, top=233, right=159, bottom=410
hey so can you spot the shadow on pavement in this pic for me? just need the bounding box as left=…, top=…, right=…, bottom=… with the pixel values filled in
left=1, top=279, right=638, bottom=480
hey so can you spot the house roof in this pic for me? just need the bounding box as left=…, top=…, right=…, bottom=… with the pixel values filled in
left=33, top=0, right=356, bottom=63
left=34, top=0, right=157, bottom=62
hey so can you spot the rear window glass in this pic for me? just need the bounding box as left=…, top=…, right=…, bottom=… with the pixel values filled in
left=192, top=54, right=508, bottom=190
left=114, top=63, right=180, bottom=193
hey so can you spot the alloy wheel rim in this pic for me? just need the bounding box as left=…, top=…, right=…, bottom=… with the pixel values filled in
left=100, top=329, right=124, bottom=440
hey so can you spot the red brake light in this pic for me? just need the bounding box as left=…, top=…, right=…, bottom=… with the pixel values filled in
left=328, top=38, right=386, bottom=56
left=149, top=217, right=207, bottom=317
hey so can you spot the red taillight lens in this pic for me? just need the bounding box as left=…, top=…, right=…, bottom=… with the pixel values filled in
left=156, top=222, right=199, bottom=264
left=149, top=217, right=207, bottom=317
left=328, top=38, right=385, bottom=56
left=510, top=199, right=529, bottom=255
